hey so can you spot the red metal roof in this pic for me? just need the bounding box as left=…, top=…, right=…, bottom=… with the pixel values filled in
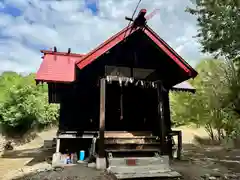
left=36, top=10, right=198, bottom=83
left=35, top=51, right=84, bottom=82
left=76, top=25, right=197, bottom=78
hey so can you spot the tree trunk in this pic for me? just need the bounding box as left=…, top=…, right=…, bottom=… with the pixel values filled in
left=205, top=123, right=214, bottom=140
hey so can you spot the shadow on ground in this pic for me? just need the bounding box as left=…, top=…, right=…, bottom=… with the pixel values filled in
left=13, top=164, right=112, bottom=180
left=2, top=133, right=240, bottom=180
left=1, top=145, right=54, bottom=166
left=182, top=143, right=240, bottom=172
left=171, top=141, right=240, bottom=179
left=7, top=143, right=240, bottom=180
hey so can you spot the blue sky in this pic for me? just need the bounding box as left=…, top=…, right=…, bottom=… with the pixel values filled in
left=0, top=0, right=207, bottom=73
left=85, top=0, right=99, bottom=15
left=0, top=4, right=22, bottom=17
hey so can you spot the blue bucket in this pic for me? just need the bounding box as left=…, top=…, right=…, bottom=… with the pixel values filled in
left=79, top=150, right=85, bottom=161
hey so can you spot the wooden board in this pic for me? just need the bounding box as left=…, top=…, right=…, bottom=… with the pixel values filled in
left=104, top=131, right=153, bottom=138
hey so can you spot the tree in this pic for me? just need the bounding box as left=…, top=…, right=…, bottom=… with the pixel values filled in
left=223, top=58, right=240, bottom=112
left=186, top=1, right=240, bottom=140
left=170, top=59, right=240, bottom=140
left=187, top=0, right=240, bottom=59
left=170, top=91, right=194, bottom=127
left=0, top=72, right=23, bottom=102
left=0, top=73, right=59, bottom=137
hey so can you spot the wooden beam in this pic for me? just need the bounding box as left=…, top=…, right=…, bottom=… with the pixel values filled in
left=156, top=82, right=166, bottom=155
left=99, top=78, right=106, bottom=158
left=162, top=90, right=173, bottom=159
left=177, top=131, right=182, bottom=160
left=170, top=130, right=182, bottom=160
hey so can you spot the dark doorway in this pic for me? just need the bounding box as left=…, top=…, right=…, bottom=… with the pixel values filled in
left=105, top=81, right=158, bottom=132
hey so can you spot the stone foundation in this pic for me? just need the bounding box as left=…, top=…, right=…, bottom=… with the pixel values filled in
left=96, top=157, right=106, bottom=170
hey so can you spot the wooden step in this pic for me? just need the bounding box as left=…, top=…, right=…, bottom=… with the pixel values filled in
left=105, top=149, right=160, bottom=153
left=104, top=138, right=160, bottom=145
left=104, top=143, right=160, bottom=151
left=104, top=131, right=154, bottom=138
left=104, top=136, right=158, bottom=139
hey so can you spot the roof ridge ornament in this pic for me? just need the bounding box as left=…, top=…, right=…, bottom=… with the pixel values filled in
left=125, top=9, right=160, bottom=28
left=125, top=9, right=147, bottom=28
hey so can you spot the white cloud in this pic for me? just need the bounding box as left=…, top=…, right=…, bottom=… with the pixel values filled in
left=0, top=0, right=205, bottom=73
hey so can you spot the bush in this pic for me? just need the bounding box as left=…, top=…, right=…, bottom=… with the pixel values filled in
left=0, top=74, right=59, bottom=138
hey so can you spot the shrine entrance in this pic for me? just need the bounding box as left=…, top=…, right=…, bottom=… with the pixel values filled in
left=105, top=78, right=159, bottom=132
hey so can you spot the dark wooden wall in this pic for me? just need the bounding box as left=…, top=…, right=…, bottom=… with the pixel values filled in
left=49, top=29, right=183, bottom=133
left=53, top=81, right=160, bottom=132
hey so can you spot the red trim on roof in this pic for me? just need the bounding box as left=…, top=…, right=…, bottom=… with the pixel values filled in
left=143, top=28, right=190, bottom=74
left=76, top=25, right=138, bottom=69
left=145, top=25, right=197, bottom=77
left=76, top=25, right=197, bottom=78
left=41, top=50, right=84, bottom=58
left=35, top=53, right=81, bottom=82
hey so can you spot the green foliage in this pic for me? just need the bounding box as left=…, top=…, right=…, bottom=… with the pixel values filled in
left=186, top=0, right=240, bottom=59
left=0, top=72, right=59, bottom=137
left=170, top=91, right=195, bottom=126
left=224, top=58, right=240, bottom=112
left=170, top=59, right=240, bottom=141
left=184, top=0, right=240, bottom=142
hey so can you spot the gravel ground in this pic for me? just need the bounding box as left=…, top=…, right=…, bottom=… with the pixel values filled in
left=2, top=127, right=240, bottom=180
left=4, top=151, right=240, bottom=180
left=12, top=164, right=115, bottom=180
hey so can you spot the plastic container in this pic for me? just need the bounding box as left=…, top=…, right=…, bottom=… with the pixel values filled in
left=66, top=155, right=71, bottom=164
left=79, top=150, right=85, bottom=161
left=71, top=153, right=78, bottom=164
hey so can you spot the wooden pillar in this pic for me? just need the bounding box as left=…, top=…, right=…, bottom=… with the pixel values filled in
left=157, top=82, right=166, bottom=155
left=99, top=78, right=106, bottom=158
left=177, top=130, right=182, bottom=160
left=162, top=90, right=173, bottom=159
left=56, top=138, right=60, bottom=153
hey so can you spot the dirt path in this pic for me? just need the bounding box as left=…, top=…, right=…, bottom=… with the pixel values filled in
left=173, top=125, right=210, bottom=144
left=0, top=129, right=57, bottom=180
